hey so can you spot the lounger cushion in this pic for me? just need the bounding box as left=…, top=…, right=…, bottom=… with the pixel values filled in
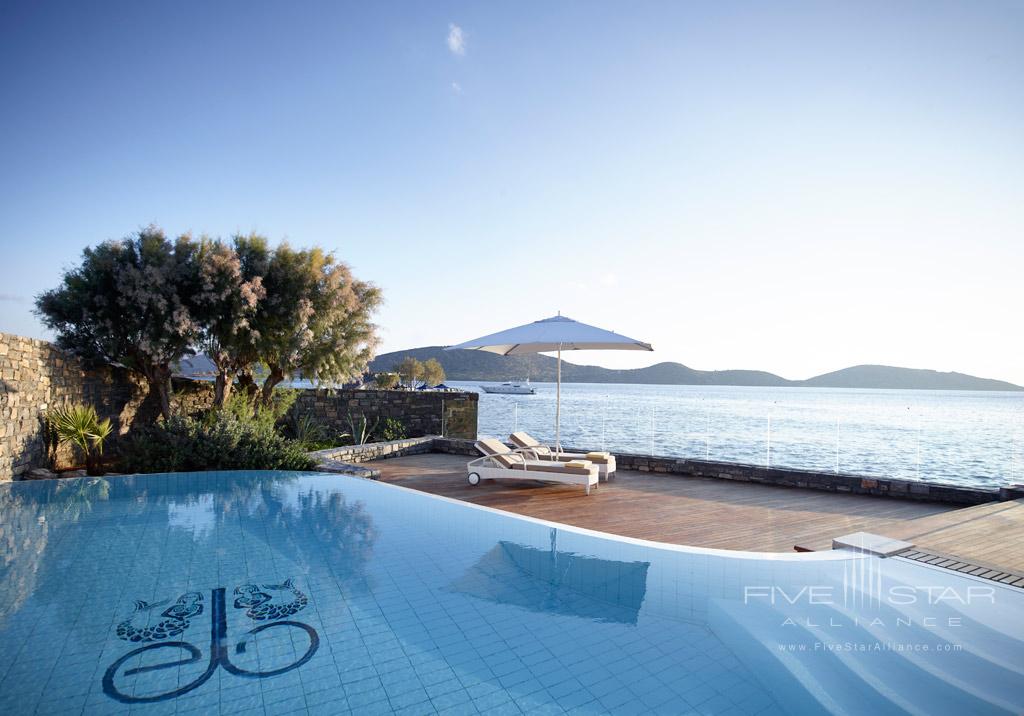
left=476, top=438, right=518, bottom=468
left=476, top=438, right=510, bottom=455
left=509, top=431, right=539, bottom=448
left=509, top=432, right=553, bottom=455
left=552, top=462, right=595, bottom=475
left=510, top=432, right=612, bottom=464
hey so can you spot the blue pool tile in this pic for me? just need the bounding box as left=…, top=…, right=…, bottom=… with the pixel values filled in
left=343, top=685, right=391, bottom=711
left=471, top=689, right=517, bottom=711
left=5, top=470, right=993, bottom=716
left=386, top=685, right=431, bottom=710
left=391, top=703, right=437, bottom=716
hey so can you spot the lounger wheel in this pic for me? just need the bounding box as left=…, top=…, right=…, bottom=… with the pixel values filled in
left=467, top=472, right=481, bottom=486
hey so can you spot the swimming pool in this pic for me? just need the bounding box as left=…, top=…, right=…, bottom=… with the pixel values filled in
left=1, top=471, right=1021, bottom=715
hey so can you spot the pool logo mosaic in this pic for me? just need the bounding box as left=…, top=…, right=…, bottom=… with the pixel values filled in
left=103, top=579, right=320, bottom=703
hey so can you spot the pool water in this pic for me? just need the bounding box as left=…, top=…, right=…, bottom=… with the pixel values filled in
left=0, top=471, right=1022, bottom=715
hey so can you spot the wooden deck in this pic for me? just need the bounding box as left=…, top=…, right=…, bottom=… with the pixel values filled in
left=887, top=499, right=1024, bottom=575
left=371, top=454, right=1024, bottom=575
left=372, top=453, right=957, bottom=553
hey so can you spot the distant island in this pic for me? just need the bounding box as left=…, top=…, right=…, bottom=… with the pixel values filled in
left=369, top=347, right=1024, bottom=392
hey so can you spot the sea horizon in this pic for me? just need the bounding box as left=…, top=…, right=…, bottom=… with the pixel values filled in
left=451, top=380, right=1024, bottom=489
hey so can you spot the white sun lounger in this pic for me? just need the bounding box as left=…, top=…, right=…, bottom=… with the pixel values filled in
left=467, top=438, right=599, bottom=495
left=508, top=431, right=617, bottom=480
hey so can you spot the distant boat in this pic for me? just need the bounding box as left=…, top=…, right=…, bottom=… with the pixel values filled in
left=480, top=381, right=536, bottom=395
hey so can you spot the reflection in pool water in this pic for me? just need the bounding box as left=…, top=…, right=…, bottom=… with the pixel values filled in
left=0, top=470, right=1022, bottom=714
left=449, top=530, right=650, bottom=625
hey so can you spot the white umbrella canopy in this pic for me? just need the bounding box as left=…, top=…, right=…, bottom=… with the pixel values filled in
left=447, top=315, right=653, bottom=449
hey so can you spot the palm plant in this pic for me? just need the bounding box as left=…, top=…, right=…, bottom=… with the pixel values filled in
left=46, top=403, right=113, bottom=475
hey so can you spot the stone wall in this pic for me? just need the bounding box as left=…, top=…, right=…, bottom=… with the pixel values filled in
left=309, top=436, right=436, bottom=465
left=2, top=334, right=146, bottom=478
left=577, top=447, right=1001, bottom=505
left=292, top=389, right=477, bottom=442
left=0, top=331, right=478, bottom=481
left=432, top=437, right=1003, bottom=506
left=0, top=332, right=217, bottom=479
left=307, top=436, right=439, bottom=479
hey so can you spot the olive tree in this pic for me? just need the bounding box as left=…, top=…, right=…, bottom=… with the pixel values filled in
left=374, top=372, right=400, bottom=389
left=397, top=356, right=423, bottom=387
left=421, top=358, right=445, bottom=387
left=35, top=227, right=201, bottom=420
left=37, top=228, right=382, bottom=416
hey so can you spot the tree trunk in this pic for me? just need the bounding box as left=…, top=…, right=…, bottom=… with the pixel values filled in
left=85, top=451, right=104, bottom=477
left=214, top=370, right=233, bottom=407
left=209, top=351, right=235, bottom=408
left=260, top=365, right=286, bottom=406
left=237, top=371, right=259, bottom=401
left=147, top=364, right=174, bottom=421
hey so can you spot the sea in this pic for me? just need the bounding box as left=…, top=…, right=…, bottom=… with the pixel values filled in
left=448, top=381, right=1024, bottom=489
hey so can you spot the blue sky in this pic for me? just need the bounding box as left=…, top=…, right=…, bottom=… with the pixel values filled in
left=1, top=1, right=1022, bottom=382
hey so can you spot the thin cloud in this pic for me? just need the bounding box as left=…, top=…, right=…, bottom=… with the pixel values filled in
left=447, top=23, right=465, bottom=56
left=0, top=294, right=24, bottom=302
left=451, top=81, right=463, bottom=95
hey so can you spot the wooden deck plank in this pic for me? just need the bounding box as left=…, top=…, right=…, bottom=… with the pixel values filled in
left=885, top=498, right=1024, bottom=574
left=368, top=454, right=1024, bottom=576
left=370, top=453, right=956, bottom=553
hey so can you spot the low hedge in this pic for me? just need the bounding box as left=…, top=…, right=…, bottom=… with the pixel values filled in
left=120, top=409, right=316, bottom=474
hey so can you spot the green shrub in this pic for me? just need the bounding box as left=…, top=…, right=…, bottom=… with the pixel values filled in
left=376, top=417, right=406, bottom=442
left=288, top=413, right=327, bottom=445
left=120, top=405, right=316, bottom=474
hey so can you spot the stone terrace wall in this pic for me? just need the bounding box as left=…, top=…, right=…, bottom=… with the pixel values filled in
left=1, top=333, right=140, bottom=479
left=583, top=448, right=1001, bottom=506
left=292, top=389, right=477, bottom=441
left=431, top=437, right=1002, bottom=506
left=0, top=333, right=213, bottom=480
left=0, top=331, right=478, bottom=481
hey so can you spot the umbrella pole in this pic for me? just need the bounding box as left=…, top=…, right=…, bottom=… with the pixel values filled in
left=555, top=345, right=562, bottom=452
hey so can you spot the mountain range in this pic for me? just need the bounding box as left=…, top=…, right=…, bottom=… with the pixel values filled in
left=368, top=346, right=1023, bottom=391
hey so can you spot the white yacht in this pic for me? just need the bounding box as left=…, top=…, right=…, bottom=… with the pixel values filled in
left=480, top=380, right=536, bottom=395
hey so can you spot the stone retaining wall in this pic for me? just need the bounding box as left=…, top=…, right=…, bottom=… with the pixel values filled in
left=430, top=437, right=1003, bottom=506
left=0, top=331, right=478, bottom=481
left=309, top=436, right=436, bottom=465
left=580, top=447, right=1001, bottom=505
left=0, top=333, right=212, bottom=479
left=293, top=390, right=476, bottom=442
left=431, top=436, right=482, bottom=457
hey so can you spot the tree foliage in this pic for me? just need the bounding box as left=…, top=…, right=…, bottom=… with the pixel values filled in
left=421, top=358, right=445, bottom=387
left=397, top=356, right=423, bottom=387
left=36, top=226, right=382, bottom=418
left=35, top=227, right=201, bottom=419
left=374, top=372, right=400, bottom=389
left=247, top=241, right=381, bottom=403
left=192, top=236, right=265, bottom=405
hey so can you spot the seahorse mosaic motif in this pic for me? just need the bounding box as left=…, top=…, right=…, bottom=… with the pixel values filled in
left=233, top=578, right=308, bottom=620
left=115, top=592, right=204, bottom=642
left=104, top=586, right=319, bottom=704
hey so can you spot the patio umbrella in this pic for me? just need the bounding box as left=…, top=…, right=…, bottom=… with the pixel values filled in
left=446, top=314, right=653, bottom=449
